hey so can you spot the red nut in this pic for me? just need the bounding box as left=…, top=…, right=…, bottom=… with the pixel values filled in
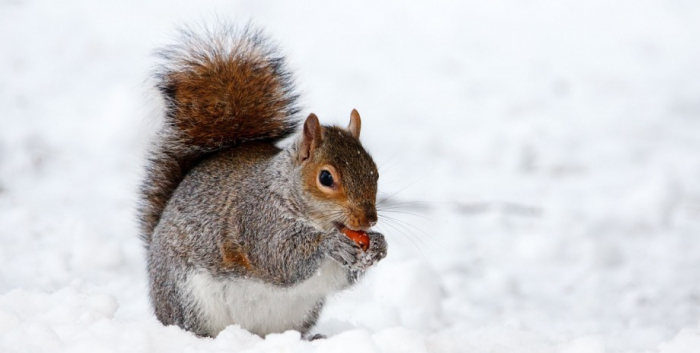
left=341, top=228, right=370, bottom=252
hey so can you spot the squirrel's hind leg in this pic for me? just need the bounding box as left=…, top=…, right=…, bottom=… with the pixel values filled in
left=148, top=237, right=213, bottom=337
left=148, top=250, right=202, bottom=334
left=299, top=299, right=325, bottom=339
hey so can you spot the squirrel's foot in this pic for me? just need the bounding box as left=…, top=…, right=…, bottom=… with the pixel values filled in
left=303, top=333, right=326, bottom=341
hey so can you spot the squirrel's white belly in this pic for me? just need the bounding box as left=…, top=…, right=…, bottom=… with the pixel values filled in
left=185, top=258, right=347, bottom=337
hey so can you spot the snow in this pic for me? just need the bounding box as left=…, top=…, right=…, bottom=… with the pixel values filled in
left=2, top=0, right=700, bottom=352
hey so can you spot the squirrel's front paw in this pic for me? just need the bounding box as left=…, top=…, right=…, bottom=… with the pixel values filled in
left=328, top=231, right=387, bottom=271
left=328, top=232, right=364, bottom=270
left=360, top=231, right=387, bottom=267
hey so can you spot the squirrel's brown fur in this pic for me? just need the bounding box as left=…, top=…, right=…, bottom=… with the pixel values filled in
left=139, top=25, right=299, bottom=244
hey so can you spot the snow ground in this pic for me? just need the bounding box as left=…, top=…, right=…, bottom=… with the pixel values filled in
left=2, top=0, right=700, bottom=352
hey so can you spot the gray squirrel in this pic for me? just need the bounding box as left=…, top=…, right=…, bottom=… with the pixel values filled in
left=138, top=24, right=387, bottom=338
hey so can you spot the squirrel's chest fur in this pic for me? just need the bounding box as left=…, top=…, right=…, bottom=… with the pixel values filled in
left=185, top=258, right=346, bottom=337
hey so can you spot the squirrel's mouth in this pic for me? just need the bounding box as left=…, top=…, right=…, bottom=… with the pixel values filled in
left=333, top=222, right=347, bottom=232
left=334, top=221, right=369, bottom=232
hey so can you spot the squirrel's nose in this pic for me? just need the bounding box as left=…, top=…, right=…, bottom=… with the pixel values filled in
left=365, top=209, right=378, bottom=228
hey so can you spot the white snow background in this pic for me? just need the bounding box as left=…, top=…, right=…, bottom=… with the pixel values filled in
left=2, top=1, right=700, bottom=352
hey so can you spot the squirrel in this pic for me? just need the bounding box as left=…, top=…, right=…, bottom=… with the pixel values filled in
left=138, top=24, right=387, bottom=339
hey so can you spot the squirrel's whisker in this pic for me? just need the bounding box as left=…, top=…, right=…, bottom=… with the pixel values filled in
left=379, top=216, right=431, bottom=248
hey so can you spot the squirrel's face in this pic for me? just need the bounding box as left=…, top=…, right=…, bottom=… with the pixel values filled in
left=297, top=110, right=379, bottom=232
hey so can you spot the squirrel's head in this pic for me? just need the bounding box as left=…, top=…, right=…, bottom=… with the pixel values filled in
left=296, top=109, right=379, bottom=232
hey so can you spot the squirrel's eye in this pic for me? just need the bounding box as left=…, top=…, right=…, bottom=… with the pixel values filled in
left=319, top=170, right=334, bottom=187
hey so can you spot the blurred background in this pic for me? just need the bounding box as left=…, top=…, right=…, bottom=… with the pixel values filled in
left=1, top=1, right=700, bottom=352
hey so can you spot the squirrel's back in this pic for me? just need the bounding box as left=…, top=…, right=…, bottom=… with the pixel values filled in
left=138, top=24, right=301, bottom=245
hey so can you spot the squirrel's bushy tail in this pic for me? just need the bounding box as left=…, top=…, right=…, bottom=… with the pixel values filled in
left=139, top=24, right=300, bottom=245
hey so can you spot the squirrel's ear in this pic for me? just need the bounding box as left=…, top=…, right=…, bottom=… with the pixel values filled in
left=300, top=113, right=322, bottom=162
left=347, top=109, right=361, bottom=139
